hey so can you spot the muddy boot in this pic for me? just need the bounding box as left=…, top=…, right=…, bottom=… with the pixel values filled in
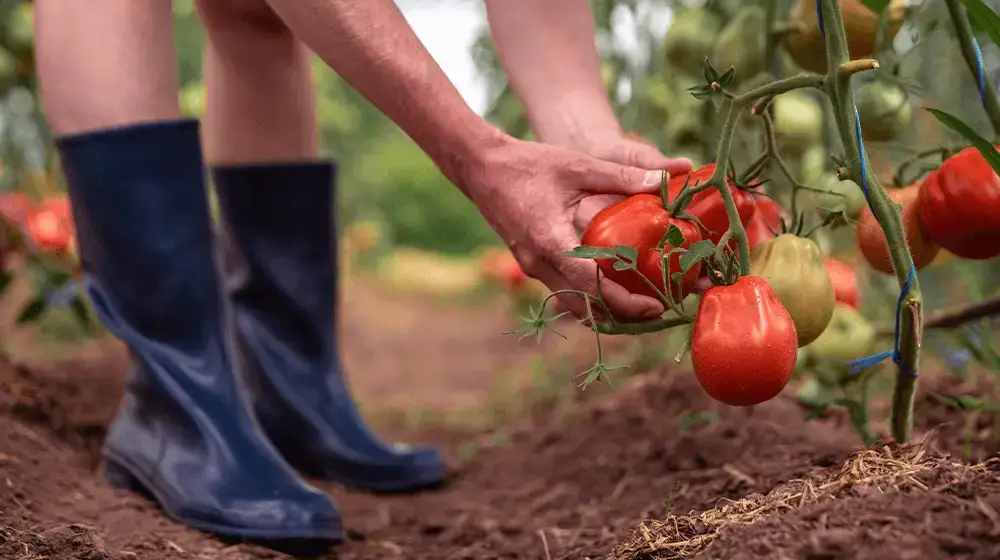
left=212, top=161, right=446, bottom=493
left=55, top=121, right=342, bottom=544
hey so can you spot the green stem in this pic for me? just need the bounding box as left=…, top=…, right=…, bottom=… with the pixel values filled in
left=820, top=0, right=921, bottom=443
left=595, top=313, right=689, bottom=335
left=944, top=0, right=1000, bottom=138
left=711, top=99, right=751, bottom=273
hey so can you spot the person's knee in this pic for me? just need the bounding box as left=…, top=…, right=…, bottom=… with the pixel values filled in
left=196, top=0, right=291, bottom=38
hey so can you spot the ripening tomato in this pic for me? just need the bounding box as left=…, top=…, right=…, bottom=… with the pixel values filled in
left=480, top=247, right=528, bottom=292
left=750, top=234, right=835, bottom=347
left=25, top=206, right=73, bottom=253
left=665, top=163, right=757, bottom=247
left=916, top=146, right=1000, bottom=260
left=691, top=275, right=798, bottom=407
left=857, top=185, right=939, bottom=275
left=0, top=191, right=35, bottom=227
left=824, top=258, right=860, bottom=309
left=40, top=194, right=73, bottom=225
left=581, top=194, right=703, bottom=302
left=746, top=196, right=788, bottom=249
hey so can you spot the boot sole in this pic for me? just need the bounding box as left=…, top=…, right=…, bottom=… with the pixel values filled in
left=104, top=455, right=343, bottom=549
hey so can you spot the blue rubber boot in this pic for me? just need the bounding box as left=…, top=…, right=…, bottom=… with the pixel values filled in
left=55, top=121, right=342, bottom=545
left=212, top=161, right=446, bottom=493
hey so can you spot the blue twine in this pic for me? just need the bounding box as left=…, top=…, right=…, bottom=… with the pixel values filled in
left=815, top=0, right=917, bottom=378
left=973, top=36, right=987, bottom=101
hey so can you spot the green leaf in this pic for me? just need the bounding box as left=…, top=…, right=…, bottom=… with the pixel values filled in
left=559, top=245, right=616, bottom=259
left=959, top=0, right=1000, bottom=48
left=612, top=260, right=634, bottom=272
left=931, top=392, right=965, bottom=410
left=926, top=108, right=1000, bottom=176
left=861, top=0, right=890, bottom=13
left=16, top=296, right=47, bottom=324
left=613, top=244, right=638, bottom=262
left=70, top=296, right=92, bottom=331
left=702, top=56, right=718, bottom=84
left=718, top=67, right=736, bottom=88
left=957, top=394, right=987, bottom=411
left=678, top=240, right=715, bottom=273
left=833, top=397, right=876, bottom=446
left=658, top=224, right=686, bottom=250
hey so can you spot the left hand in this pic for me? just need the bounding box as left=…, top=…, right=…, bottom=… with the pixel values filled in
left=572, top=133, right=693, bottom=230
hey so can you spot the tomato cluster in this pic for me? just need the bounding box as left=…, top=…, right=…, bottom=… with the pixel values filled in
left=0, top=192, right=76, bottom=265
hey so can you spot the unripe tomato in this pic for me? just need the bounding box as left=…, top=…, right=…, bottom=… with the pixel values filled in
left=666, top=163, right=757, bottom=248
left=857, top=185, right=939, bottom=274
left=746, top=196, right=788, bottom=249
left=691, top=275, right=798, bottom=406
left=855, top=81, right=912, bottom=142
left=25, top=207, right=73, bottom=253
left=772, top=91, right=825, bottom=151
left=580, top=195, right=703, bottom=302
left=750, top=234, right=835, bottom=347
left=711, top=6, right=767, bottom=86
left=811, top=173, right=868, bottom=225
left=916, top=146, right=1000, bottom=260
left=824, top=258, right=860, bottom=309
left=663, top=8, right=721, bottom=75
left=805, top=303, right=876, bottom=377
left=784, top=0, right=906, bottom=74
left=0, top=191, right=35, bottom=227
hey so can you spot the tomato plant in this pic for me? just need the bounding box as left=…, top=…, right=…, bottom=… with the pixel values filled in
left=580, top=194, right=703, bottom=302
left=746, top=196, right=787, bottom=249
left=665, top=163, right=756, bottom=248
left=750, top=233, right=835, bottom=346
left=916, top=146, right=1000, bottom=260
left=691, top=275, right=798, bottom=407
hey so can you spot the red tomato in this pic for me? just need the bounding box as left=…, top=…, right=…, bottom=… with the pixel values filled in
left=824, top=258, right=860, bottom=309
left=857, top=185, right=939, bottom=275
left=25, top=207, right=73, bottom=253
left=916, top=146, right=1000, bottom=259
left=480, top=248, right=528, bottom=292
left=0, top=191, right=35, bottom=227
left=746, top=196, right=787, bottom=249
left=581, top=194, right=703, bottom=302
left=665, top=163, right=757, bottom=247
left=40, top=194, right=73, bottom=225
left=691, top=275, right=798, bottom=406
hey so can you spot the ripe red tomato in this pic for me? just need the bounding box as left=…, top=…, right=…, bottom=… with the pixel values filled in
left=857, top=185, right=939, bottom=275
left=916, top=146, right=1000, bottom=259
left=746, top=196, right=788, bottom=249
left=480, top=247, right=528, bottom=291
left=25, top=207, right=73, bottom=253
left=824, top=258, right=860, bottom=309
left=40, top=194, right=72, bottom=224
left=581, top=194, right=703, bottom=302
left=665, top=163, right=757, bottom=247
left=0, top=191, right=35, bottom=227
left=691, top=275, right=798, bottom=406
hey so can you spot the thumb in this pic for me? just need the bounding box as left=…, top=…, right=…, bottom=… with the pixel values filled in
left=572, top=158, right=666, bottom=197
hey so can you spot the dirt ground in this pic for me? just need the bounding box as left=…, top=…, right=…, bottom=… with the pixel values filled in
left=2, top=277, right=1000, bottom=560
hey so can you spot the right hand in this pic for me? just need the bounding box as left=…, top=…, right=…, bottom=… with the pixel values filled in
left=453, top=135, right=678, bottom=322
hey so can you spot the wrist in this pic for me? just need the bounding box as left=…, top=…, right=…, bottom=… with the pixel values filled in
left=428, top=111, right=511, bottom=199
left=527, top=89, right=622, bottom=152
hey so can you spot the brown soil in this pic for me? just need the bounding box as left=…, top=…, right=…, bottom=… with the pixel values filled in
left=2, top=280, right=1000, bottom=560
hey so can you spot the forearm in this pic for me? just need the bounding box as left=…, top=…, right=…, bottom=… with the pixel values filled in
left=485, top=0, right=621, bottom=150
left=265, top=0, right=504, bottom=195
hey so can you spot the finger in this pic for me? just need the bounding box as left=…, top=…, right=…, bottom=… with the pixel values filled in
left=626, top=143, right=694, bottom=176
left=573, top=194, right=624, bottom=231
left=567, top=157, right=667, bottom=198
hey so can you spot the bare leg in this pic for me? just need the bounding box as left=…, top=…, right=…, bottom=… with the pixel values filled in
left=35, top=0, right=179, bottom=135
left=197, top=0, right=319, bottom=164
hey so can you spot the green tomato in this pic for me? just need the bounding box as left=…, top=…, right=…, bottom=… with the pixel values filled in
left=805, top=303, right=876, bottom=373
left=711, top=6, right=767, bottom=85
left=772, top=91, right=825, bottom=153
left=799, top=145, right=829, bottom=185
left=663, top=9, right=721, bottom=75
left=811, top=172, right=868, bottom=224
left=856, top=80, right=912, bottom=142
left=750, top=234, right=836, bottom=347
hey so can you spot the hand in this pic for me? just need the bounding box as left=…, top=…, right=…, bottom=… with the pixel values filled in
left=573, top=133, right=694, bottom=230
left=455, top=135, right=672, bottom=321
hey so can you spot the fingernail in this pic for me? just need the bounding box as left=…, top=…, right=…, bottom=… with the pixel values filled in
left=643, top=305, right=665, bottom=318
left=643, top=170, right=667, bottom=186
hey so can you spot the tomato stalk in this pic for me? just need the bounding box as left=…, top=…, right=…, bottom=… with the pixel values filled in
left=820, top=0, right=921, bottom=443
left=944, top=0, right=1000, bottom=138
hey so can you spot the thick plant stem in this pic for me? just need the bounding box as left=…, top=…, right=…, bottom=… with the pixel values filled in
left=820, top=0, right=922, bottom=442
left=710, top=99, right=751, bottom=273
left=945, top=0, right=1000, bottom=138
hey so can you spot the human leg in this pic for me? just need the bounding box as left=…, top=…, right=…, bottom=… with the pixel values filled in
left=35, top=0, right=341, bottom=541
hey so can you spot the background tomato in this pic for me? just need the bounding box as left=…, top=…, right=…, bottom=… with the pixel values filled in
left=691, top=275, right=798, bottom=407
left=855, top=80, right=912, bottom=142
left=750, top=234, right=835, bottom=346
left=804, top=303, right=876, bottom=385
left=0, top=191, right=35, bottom=227
left=663, top=8, right=721, bottom=75
left=25, top=206, right=72, bottom=253
left=746, top=196, right=788, bottom=249
left=809, top=173, right=868, bottom=225
left=916, top=146, right=1000, bottom=259
left=824, top=258, right=860, bottom=309
left=857, top=185, right=939, bottom=274
left=783, top=0, right=906, bottom=74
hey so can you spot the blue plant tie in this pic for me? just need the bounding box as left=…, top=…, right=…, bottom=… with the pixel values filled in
left=973, top=36, right=987, bottom=101
left=814, top=0, right=918, bottom=378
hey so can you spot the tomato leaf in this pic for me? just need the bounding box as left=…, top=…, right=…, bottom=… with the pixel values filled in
left=832, top=397, right=876, bottom=446
left=559, top=245, right=617, bottom=260
left=658, top=224, right=686, bottom=250
left=926, top=108, right=1000, bottom=176
left=861, top=0, right=890, bottom=13
left=959, top=0, right=1000, bottom=48
left=16, top=296, right=47, bottom=324
left=613, top=244, right=638, bottom=263
left=702, top=56, right=719, bottom=84
left=718, top=67, right=736, bottom=88
left=678, top=240, right=715, bottom=273
left=612, top=260, right=634, bottom=271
